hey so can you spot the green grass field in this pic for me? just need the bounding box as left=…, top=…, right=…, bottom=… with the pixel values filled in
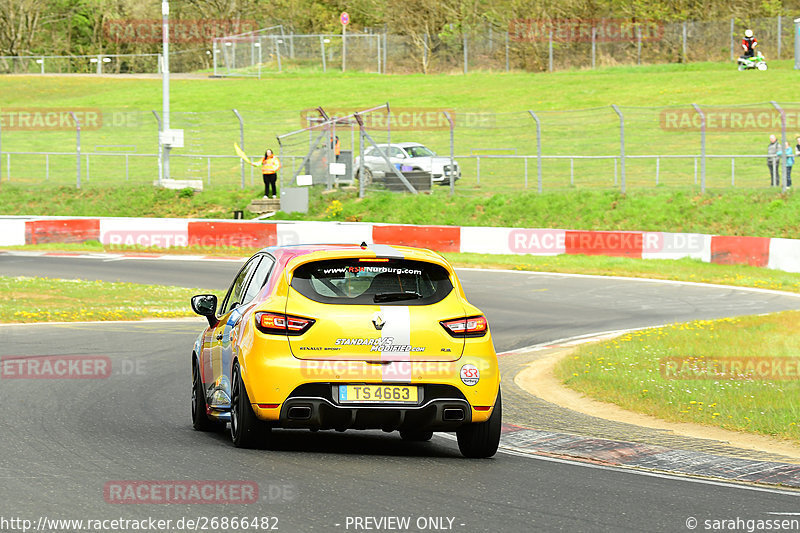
left=0, top=276, right=216, bottom=322
left=1, top=61, right=798, bottom=193
left=556, top=312, right=800, bottom=442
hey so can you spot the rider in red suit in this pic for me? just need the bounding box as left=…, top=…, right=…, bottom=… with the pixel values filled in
left=742, top=29, right=757, bottom=58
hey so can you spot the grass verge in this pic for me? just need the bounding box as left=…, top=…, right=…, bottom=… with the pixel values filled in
left=2, top=186, right=799, bottom=239
left=555, top=312, right=800, bottom=442
left=1, top=276, right=217, bottom=323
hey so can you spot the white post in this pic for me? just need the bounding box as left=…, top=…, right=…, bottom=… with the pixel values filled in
left=161, top=0, right=170, bottom=183
left=656, top=156, right=660, bottom=185
left=320, top=36, right=327, bottom=72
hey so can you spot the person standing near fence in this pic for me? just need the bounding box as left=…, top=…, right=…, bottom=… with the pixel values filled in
left=767, top=135, right=781, bottom=187
left=785, top=141, right=794, bottom=188
left=259, top=149, right=281, bottom=199
left=331, top=135, right=341, bottom=162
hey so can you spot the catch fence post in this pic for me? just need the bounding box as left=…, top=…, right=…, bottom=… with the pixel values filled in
left=233, top=109, right=245, bottom=189
left=691, top=104, right=706, bottom=193
left=682, top=22, right=687, bottom=62
left=527, top=110, right=543, bottom=193
left=505, top=31, right=510, bottom=71
left=152, top=110, right=163, bottom=184
left=443, top=111, right=455, bottom=196
left=730, top=19, right=735, bottom=62
left=463, top=34, right=468, bottom=74
left=611, top=105, right=626, bottom=193
left=69, top=111, right=81, bottom=189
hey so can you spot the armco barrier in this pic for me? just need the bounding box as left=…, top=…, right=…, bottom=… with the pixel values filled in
left=25, top=219, right=99, bottom=245
left=373, top=224, right=461, bottom=252
left=188, top=221, right=276, bottom=249
left=564, top=231, right=643, bottom=258
left=1, top=217, right=799, bottom=275
left=710, top=235, right=771, bottom=267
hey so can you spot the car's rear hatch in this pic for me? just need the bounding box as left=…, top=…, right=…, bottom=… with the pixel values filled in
left=285, top=256, right=465, bottom=362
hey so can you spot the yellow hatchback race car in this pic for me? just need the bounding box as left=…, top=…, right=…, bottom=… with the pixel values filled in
left=190, top=243, right=501, bottom=458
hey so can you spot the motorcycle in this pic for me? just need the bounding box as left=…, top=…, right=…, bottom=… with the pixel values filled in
left=737, top=51, right=767, bottom=71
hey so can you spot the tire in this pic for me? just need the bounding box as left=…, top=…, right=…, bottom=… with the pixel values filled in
left=400, top=430, right=433, bottom=442
left=192, top=360, right=226, bottom=432
left=355, top=167, right=373, bottom=187
left=738, top=64, right=745, bottom=71
left=230, top=362, right=271, bottom=449
left=456, top=390, right=502, bottom=458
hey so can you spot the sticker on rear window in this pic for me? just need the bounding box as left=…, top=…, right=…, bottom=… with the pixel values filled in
left=291, top=258, right=453, bottom=306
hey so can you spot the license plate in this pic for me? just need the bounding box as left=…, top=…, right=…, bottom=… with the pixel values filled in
left=338, top=384, right=419, bottom=404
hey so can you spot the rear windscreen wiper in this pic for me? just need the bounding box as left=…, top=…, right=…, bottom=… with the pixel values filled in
left=373, top=291, right=422, bottom=303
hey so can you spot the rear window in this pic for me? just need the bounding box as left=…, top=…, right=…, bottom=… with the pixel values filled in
left=291, top=258, right=453, bottom=305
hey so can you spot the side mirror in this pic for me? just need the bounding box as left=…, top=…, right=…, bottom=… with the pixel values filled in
left=191, top=294, right=218, bottom=327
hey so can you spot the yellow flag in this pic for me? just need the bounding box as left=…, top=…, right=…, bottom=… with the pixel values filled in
left=234, top=143, right=255, bottom=166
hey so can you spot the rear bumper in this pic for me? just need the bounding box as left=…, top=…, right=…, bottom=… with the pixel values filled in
left=276, top=383, right=473, bottom=431
left=236, top=334, right=500, bottom=426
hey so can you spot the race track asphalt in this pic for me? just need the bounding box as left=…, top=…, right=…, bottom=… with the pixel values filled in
left=1, top=254, right=799, bottom=532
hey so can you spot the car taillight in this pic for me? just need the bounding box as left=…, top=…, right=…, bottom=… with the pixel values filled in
left=440, top=315, right=488, bottom=338
left=255, top=312, right=315, bottom=336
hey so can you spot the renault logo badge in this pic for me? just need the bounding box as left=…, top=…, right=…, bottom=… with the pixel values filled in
left=372, top=311, right=386, bottom=330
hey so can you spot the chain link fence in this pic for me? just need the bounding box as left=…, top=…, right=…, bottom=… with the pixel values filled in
left=3, top=15, right=796, bottom=75
left=1, top=103, right=796, bottom=194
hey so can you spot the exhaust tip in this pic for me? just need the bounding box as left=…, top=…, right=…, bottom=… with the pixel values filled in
left=443, top=408, right=465, bottom=422
left=287, top=406, right=312, bottom=420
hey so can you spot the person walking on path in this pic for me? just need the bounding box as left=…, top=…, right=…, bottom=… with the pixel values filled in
left=767, top=135, right=781, bottom=187
left=258, top=149, right=281, bottom=199
left=785, top=141, right=794, bottom=188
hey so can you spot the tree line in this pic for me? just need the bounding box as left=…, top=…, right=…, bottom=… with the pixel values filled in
left=1, top=0, right=796, bottom=67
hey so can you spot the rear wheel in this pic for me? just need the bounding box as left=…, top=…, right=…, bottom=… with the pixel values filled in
left=456, top=390, right=502, bottom=458
left=355, top=167, right=373, bottom=187
left=400, top=430, right=433, bottom=442
left=230, top=362, right=271, bottom=448
left=192, top=360, right=226, bottom=432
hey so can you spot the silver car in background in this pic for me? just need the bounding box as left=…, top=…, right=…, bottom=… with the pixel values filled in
left=354, top=142, right=461, bottom=185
